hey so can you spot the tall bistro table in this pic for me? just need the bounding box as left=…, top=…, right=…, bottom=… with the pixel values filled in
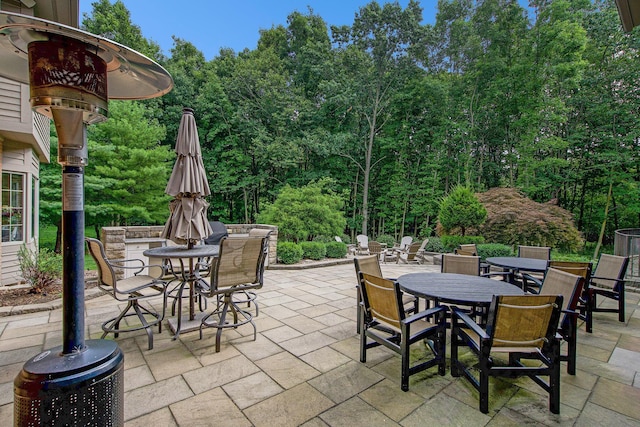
left=397, top=273, right=524, bottom=309
left=485, top=257, right=548, bottom=286
left=143, top=244, right=219, bottom=339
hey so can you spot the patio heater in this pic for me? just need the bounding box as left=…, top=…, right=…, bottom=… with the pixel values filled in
left=0, top=12, right=172, bottom=426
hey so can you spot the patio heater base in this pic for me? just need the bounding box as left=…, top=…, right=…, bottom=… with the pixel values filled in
left=14, top=339, right=124, bottom=426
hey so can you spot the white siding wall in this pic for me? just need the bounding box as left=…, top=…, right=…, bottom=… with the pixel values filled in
left=1, top=142, right=40, bottom=286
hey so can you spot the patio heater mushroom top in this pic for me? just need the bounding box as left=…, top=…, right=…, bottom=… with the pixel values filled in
left=0, top=11, right=173, bottom=102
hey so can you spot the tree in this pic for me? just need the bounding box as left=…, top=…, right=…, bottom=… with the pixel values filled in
left=83, top=101, right=173, bottom=234
left=329, top=0, right=425, bottom=236
left=257, top=179, right=346, bottom=242
left=81, top=0, right=163, bottom=61
left=438, top=185, right=487, bottom=236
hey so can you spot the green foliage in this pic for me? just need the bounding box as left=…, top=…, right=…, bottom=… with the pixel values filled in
left=82, top=101, right=172, bottom=229
left=375, top=234, right=396, bottom=247
left=300, top=241, right=327, bottom=260
left=438, top=186, right=487, bottom=236
left=440, top=235, right=485, bottom=252
left=424, top=237, right=445, bottom=253
left=312, top=235, right=333, bottom=243
left=75, top=1, right=640, bottom=249
left=476, top=243, right=514, bottom=259
left=277, top=242, right=303, bottom=264
left=18, top=245, right=63, bottom=293
left=326, top=241, right=347, bottom=258
left=257, top=179, right=346, bottom=243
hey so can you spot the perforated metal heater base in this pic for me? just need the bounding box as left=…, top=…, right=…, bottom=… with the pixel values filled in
left=14, top=339, right=124, bottom=427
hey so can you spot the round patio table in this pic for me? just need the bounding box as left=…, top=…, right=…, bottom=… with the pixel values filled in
left=144, top=244, right=219, bottom=339
left=485, top=257, right=549, bottom=274
left=397, top=273, right=523, bottom=307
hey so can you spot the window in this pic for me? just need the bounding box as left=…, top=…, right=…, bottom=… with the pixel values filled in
left=2, top=172, right=24, bottom=242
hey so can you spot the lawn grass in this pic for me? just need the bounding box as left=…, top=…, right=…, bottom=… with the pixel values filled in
left=39, top=225, right=97, bottom=270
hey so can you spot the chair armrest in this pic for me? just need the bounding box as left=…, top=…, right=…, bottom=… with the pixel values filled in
left=403, top=305, right=447, bottom=325
left=451, top=306, right=489, bottom=340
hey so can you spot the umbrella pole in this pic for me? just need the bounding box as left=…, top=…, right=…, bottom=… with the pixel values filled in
left=189, top=256, right=195, bottom=321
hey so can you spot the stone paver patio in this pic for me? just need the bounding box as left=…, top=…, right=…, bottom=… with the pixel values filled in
left=1, top=260, right=639, bottom=426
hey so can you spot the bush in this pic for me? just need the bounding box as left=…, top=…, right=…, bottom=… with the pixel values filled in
left=257, top=179, right=347, bottom=242
left=277, top=242, right=303, bottom=264
left=424, top=237, right=445, bottom=253
left=300, top=241, right=326, bottom=260
left=326, top=241, right=347, bottom=258
left=18, top=245, right=63, bottom=293
left=312, top=235, right=334, bottom=243
left=438, top=185, right=487, bottom=236
left=440, top=235, right=485, bottom=252
left=474, top=188, right=584, bottom=251
left=476, top=243, right=513, bottom=259
left=375, top=234, right=396, bottom=247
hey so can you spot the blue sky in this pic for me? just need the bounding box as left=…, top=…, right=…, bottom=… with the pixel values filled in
left=79, top=1, right=440, bottom=60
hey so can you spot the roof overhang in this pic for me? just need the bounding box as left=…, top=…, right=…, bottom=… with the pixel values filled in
left=615, top=0, right=640, bottom=32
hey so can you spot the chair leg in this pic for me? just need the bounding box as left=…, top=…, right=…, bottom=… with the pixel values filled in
left=215, top=299, right=230, bottom=353
left=549, top=341, right=561, bottom=414
left=102, top=300, right=134, bottom=339
left=400, top=332, right=409, bottom=392
left=586, top=292, right=595, bottom=333
left=618, top=287, right=625, bottom=323
left=479, top=355, right=490, bottom=414
left=132, top=301, right=154, bottom=351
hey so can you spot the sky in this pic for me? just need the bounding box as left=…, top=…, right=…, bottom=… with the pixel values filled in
left=79, top=0, right=440, bottom=60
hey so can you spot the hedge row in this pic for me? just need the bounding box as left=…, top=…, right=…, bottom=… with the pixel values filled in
left=277, top=241, right=348, bottom=264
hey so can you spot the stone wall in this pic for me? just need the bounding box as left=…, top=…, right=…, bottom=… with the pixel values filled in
left=100, top=224, right=278, bottom=268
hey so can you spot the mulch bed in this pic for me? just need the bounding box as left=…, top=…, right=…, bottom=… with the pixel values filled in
left=0, top=271, right=99, bottom=308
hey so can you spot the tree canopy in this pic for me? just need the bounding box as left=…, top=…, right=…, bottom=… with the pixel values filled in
left=39, top=0, right=640, bottom=249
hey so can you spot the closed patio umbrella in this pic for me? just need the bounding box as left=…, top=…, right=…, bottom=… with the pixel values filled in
left=162, top=108, right=212, bottom=247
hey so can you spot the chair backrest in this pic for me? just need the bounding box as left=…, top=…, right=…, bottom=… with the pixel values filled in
left=248, top=228, right=272, bottom=238
left=368, top=241, right=383, bottom=256
left=209, top=236, right=267, bottom=291
left=441, top=253, right=480, bottom=276
left=403, top=242, right=423, bottom=261
left=356, top=234, right=369, bottom=249
left=486, top=294, right=563, bottom=351
left=454, top=248, right=476, bottom=257
left=86, top=238, right=116, bottom=289
left=335, top=236, right=343, bottom=243
left=539, top=268, right=584, bottom=313
left=592, top=254, right=629, bottom=292
left=398, top=236, right=413, bottom=250
left=547, top=260, right=592, bottom=281
left=354, top=255, right=383, bottom=278
left=518, top=245, right=551, bottom=260
left=417, top=238, right=429, bottom=252
left=359, top=273, right=403, bottom=331
left=459, top=244, right=478, bottom=255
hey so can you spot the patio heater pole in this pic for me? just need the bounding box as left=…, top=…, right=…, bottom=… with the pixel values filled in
left=0, top=12, right=173, bottom=426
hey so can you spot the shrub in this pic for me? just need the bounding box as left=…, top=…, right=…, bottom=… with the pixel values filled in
left=440, top=235, right=485, bottom=252
left=300, top=241, right=326, bottom=260
left=257, top=179, right=347, bottom=242
left=438, top=185, right=487, bottom=236
left=375, top=234, right=396, bottom=247
left=326, top=241, right=347, bottom=258
left=277, top=242, right=303, bottom=264
left=473, top=188, right=584, bottom=251
left=312, top=235, right=333, bottom=243
left=476, top=243, right=513, bottom=259
left=424, top=237, right=445, bottom=253
left=18, top=245, right=63, bottom=293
